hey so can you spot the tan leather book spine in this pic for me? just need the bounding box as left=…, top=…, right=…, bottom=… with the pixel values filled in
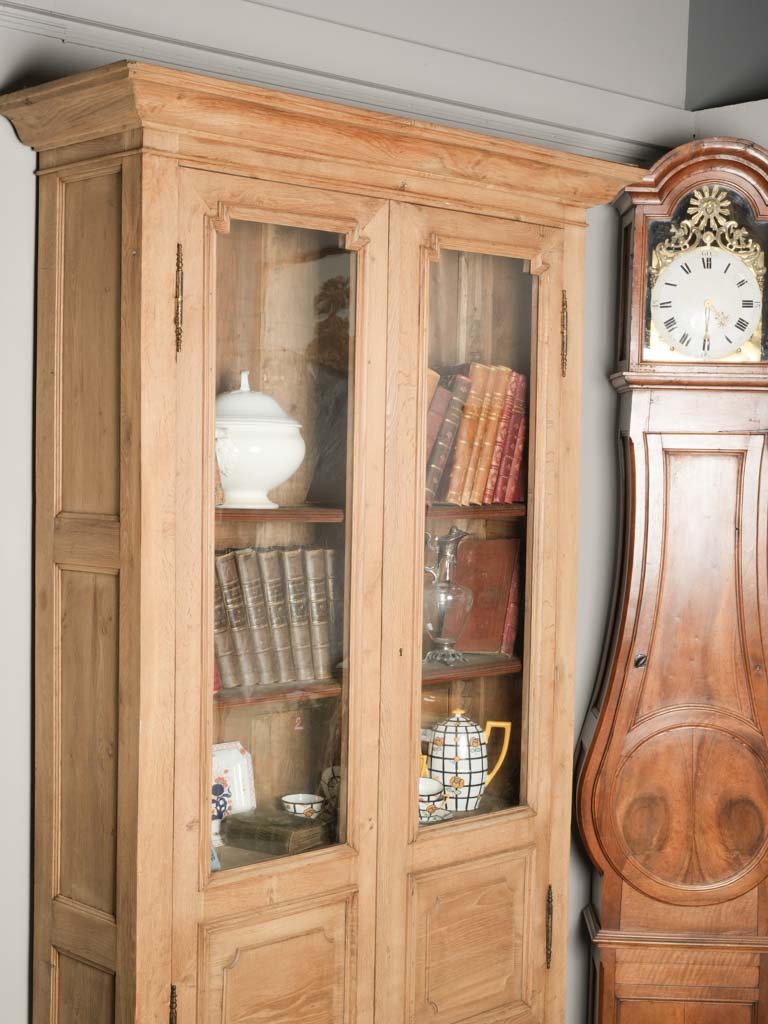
left=213, top=571, right=240, bottom=689
left=425, top=374, right=472, bottom=505
left=215, top=551, right=260, bottom=688
left=460, top=367, right=494, bottom=505
left=470, top=365, right=511, bottom=504
left=304, top=548, right=333, bottom=679
left=235, top=547, right=279, bottom=685
left=444, top=363, right=489, bottom=504
left=280, top=547, right=316, bottom=681
left=256, top=548, right=297, bottom=684
left=483, top=372, right=518, bottom=503
left=494, top=373, right=527, bottom=503
left=324, top=548, right=342, bottom=670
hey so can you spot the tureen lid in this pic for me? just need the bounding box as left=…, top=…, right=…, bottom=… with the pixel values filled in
left=215, top=370, right=300, bottom=426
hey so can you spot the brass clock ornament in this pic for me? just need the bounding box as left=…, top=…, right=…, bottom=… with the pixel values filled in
left=577, top=138, right=768, bottom=1024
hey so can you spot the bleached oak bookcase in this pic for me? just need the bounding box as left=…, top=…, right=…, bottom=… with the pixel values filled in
left=0, top=62, right=634, bottom=1024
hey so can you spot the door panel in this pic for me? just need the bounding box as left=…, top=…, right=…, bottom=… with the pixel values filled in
left=379, top=203, right=564, bottom=1022
left=202, top=897, right=353, bottom=1024
left=174, top=170, right=388, bottom=1021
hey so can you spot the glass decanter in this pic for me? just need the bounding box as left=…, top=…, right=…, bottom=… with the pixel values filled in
left=423, top=526, right=474, bottom=665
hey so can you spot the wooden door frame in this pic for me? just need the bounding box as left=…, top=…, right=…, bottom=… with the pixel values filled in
left=172, top=168, right=389, bottom=1023
left=377, top=200, right=579, bottom=1024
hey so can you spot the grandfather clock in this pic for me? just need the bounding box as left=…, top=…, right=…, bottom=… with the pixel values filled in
left=577, top=138, right=768, bottom=1024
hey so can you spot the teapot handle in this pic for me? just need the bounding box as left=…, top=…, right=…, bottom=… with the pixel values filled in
left=484, top=720, right=512, bottom=787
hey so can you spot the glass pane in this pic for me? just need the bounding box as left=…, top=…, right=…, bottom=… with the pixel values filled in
left=210, top=220, right=355, bottom=871
left=420, top=250, right=534, bottom=826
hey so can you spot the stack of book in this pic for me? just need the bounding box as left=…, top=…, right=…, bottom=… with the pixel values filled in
left=425, top=363, right=528, bottom=507
left=214, top=546, right=342, bottom=690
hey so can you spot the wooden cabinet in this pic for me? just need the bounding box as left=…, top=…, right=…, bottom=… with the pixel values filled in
left=0, top=61, right=633, bottom=1024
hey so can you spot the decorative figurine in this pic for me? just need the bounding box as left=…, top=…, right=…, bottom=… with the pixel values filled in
left=215, top=369, right=305, bottom=509
left=423, top=526, right=473, bottom=664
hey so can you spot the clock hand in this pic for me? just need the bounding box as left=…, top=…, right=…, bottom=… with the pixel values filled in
left=703, top=299, right=712, bottom=352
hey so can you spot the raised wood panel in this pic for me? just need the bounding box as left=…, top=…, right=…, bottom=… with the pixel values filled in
left=57, top=954, right=115, bottom=1024
left=409, top=850, right=533, bottom=1024
left=58, top=569, right=118, bottom=916
left=203, top=897, right=353, bottom=1024
left=591, top=433, right=768, bottom=907
left=619, top=1004, right=683, bottom=1024
left=60, top=170, right=121, bottom=516
left=618, top=1002, right=753, bottom=1024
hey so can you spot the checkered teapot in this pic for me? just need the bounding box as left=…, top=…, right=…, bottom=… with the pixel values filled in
left=427, top=708, right=511, bottom=812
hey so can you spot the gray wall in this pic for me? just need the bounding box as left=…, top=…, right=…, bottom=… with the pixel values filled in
left=0, top=2, right=726, bottom=1019
left=687, top=0, right=768, bottom=109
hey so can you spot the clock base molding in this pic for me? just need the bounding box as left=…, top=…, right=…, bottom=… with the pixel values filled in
left=584, top=905, right=768, bottom=1024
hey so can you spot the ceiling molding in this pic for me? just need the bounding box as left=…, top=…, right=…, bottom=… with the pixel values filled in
left=0, top=1, right=695, bottom=166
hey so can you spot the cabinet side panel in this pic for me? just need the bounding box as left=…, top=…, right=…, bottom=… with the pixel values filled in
left=57, top=953, right=115, bottom=1024
left=58, top=568, right=119, bottom=914
left=60, top=171, right=121, bottom=516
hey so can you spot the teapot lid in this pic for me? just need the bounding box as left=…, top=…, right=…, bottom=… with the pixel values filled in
left=215, top=370, right=300, bottom=426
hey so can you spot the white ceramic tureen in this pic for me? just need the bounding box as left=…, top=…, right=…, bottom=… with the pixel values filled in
left=215, top=370, right=305, bottom=509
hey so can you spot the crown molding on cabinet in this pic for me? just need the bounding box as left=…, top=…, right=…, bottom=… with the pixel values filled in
left=0, top=1, right=695, bottom=166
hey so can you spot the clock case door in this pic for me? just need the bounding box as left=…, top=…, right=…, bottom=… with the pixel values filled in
left=172, top=169, right=389, bottom=1023
left=377, top=202, right=576, bottom=1024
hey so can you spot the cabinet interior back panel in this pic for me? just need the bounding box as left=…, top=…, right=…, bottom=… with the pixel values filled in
left=58, top=568, right=119, bottom=915
left=60, top=170, right=121, bottom=517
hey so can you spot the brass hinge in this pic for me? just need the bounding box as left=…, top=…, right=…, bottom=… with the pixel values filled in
left=174, top=243, right=184, bottom=356
left=169, top=983, right=177, bottom=1024
left=546, top=885, right=553, bottom=969
left=560, top=290, right=568, bottom=378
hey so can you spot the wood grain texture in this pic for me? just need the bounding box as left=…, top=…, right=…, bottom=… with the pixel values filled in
left=577, top=139, right=768, bottom=1024
left=60, top=169, right=121, bottom=516
left=57, top=954, right=115, bottom=1024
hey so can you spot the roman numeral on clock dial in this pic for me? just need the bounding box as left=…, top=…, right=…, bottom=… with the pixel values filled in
left=736, top=317, right=749, bottom=331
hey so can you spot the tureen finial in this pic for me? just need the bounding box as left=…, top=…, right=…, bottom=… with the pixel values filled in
left=239, top=369, right=250, bottom=391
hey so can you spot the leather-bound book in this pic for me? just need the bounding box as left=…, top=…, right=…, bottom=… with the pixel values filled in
left=470, top=365, right=512, bottom=504
left=324, top=548, right=343, bottom=670
left=256, top=548, right=297, bottom=684
left=504, top=400, right=528, bottom=504
left=425, top=383, right=452, bottom=463
left=493, top=374, right=527, bottom=503
left=444, top=363, right=489, bottom=504
left=235, top=548, right=279, bottom=685
left=223, top=807, right=333, bottom=857
left=460, top=368, right=495, bottom=505
left=483, top=372, right=519, bottom=503
left=501, top=542, right=523, bottom=656
left=280, top=547, right=316, bottom=681
left=452, top=538, right=517, bottom=653
left=213, top=571, right=240, bottom=689
left=426, top=366, right=440, bottom=410
left=304, top=548, right=333, bottom=679
left=215, top=552, right=260, bottom=688
left=425, top=374, right=471, bottom=505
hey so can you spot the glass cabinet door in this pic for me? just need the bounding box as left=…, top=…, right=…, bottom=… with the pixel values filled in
left=211, top=221, right=356, bottom=871
left=420, top=249, right=534, bottom=825
left=377, top=204, right=565, bottom=1024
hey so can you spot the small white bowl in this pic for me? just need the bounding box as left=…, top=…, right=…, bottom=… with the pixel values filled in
left=281, top=793, right=325, bottom=819
left=418, top=778, right=447, bottom=821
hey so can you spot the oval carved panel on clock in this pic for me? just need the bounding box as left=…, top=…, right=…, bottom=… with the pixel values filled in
left=577, top=138, right=768, bottom=1024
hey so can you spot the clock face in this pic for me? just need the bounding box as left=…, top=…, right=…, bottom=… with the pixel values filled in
left=650, top=248, right=762, bottom=359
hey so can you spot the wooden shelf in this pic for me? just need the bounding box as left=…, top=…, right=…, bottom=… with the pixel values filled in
left=216, top=505, right=344, bottom=524
left=426, top=503, right=525, bottom=521
left=215, top=677, right=342, bottom=709
left=422, top=653, right=522, bottom=685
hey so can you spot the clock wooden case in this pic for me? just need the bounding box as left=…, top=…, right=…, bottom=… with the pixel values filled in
left=0, top=62, right=634, bottom=1024
left=577, top=138, right=768, bottom=1024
